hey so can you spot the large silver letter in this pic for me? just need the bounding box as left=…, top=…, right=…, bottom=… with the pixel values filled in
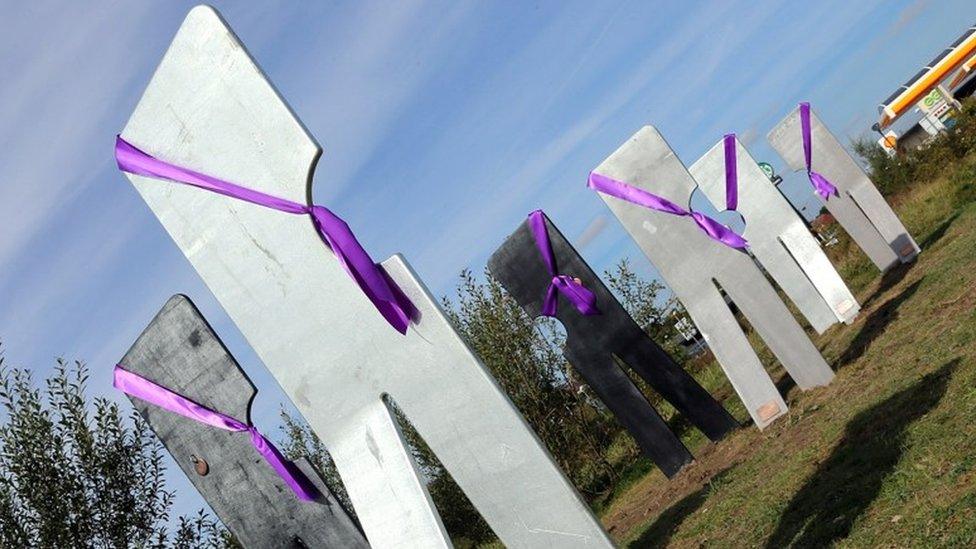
left=592, top=126, right=834, bottom=429
left=119, top=7, right=612, bottom=548
left=767, top=104, right=920, bottom=271
left=689, top=135, right=860, bottom=334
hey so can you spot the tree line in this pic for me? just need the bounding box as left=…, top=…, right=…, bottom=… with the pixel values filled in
left=0, top=259, right=689, bottom=547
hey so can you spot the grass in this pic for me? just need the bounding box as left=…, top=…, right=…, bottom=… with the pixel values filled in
left=598, top=151, right=976, bottom=547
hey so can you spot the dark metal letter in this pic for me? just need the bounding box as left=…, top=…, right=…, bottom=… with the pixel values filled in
left=119, top=295, right=368, bottom=548
left=488, top=213, right=738, bottom=477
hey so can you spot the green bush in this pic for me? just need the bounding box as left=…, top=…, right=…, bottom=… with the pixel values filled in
left=0, top=351, right=230, bottom=548
left=853, top=98, right=976, bottom=197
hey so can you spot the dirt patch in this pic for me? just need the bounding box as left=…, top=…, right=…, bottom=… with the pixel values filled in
left=601, top=427, right=756, bottom=540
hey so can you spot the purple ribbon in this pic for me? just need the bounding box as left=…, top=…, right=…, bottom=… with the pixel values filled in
left=587, top=172, right=748, bottom=249
left=115, top=136, right=412, bottom=334
left=799, top=103, right=839, bottom=200
left=527, top=210, right=600, bottom=317
left=113, top=365, right=319, bottom=501
left=723, top=133, right=738, bottom=211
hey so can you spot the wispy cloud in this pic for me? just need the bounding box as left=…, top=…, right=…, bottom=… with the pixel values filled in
left=0, top=3, right=164, bottom=266
left=0, top=0, right=969, bottom=518
left=891, top=0, right=934, bottom=37
left=575, top=215, right=608, bottom=250
left=279, top=1, right=480, bottom=202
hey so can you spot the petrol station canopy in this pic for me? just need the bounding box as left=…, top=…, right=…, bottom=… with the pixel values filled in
left=878, top=22, right=976, bottom=129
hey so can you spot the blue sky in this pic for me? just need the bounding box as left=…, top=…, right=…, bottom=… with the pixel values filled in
left=1, top=0, right=973, bottom=520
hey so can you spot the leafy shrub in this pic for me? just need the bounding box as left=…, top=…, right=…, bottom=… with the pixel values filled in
left=0, top=350, right=230, bottom=548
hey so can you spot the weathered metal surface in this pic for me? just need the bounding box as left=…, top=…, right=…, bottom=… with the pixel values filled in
left=767, top=105, right=920, bottom=271
left=119, top=295, right=367, bottom=548
left=119, top=7, right=611, bottom=548
left=591, top=126, right=834, bottom=429
left=488, top=213, right=739, bottom=477
left=689, top=136, right=860, bottom=333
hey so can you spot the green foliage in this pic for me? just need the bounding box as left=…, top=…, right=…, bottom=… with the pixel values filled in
left=0, top=352, right=228, bottom=548
left=852, top=98, right=976, bottom=198
left=278, top=411, right=356, bottom=521
left=443, top=270, right=623, bottom=497
left=604, top=258, right=686, bottom=359
left=172, top=510, right=238, bottom=549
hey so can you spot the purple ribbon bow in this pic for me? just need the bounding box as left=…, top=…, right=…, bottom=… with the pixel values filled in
left=587, top=172, right=748, bottom=249
left=115, top=136, right=412, bottom=334
left=799, top=103, right=839, bottom=200
left=723, top=133, right=738, bottom=211
left=528, top=210, right=600, bottom=317
left=113, top=365, right=319, bottom=501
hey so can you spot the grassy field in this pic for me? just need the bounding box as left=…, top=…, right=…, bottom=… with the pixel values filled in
left=598, top=152, right=976, bottom=547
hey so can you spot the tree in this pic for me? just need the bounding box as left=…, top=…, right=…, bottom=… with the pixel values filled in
left=442, top=270, right=620, bottom=495
left=604, top=258, right=686, bottom=359
left=851, top=138, right=915, bottom=196
left=278, top=411, right=356, bottom=521
left=0, top=349, right=229, bottom=548
left=852, top=98, right=976, bottom=199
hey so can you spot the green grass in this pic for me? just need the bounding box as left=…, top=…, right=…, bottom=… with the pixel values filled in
left=599, top=154, right=976, bottom=547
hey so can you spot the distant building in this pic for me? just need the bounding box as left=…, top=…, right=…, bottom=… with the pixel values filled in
left=875, top=22, right=976, bottom=151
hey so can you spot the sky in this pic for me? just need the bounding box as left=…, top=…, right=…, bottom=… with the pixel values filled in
left=1, top=0, right=973, bottom=523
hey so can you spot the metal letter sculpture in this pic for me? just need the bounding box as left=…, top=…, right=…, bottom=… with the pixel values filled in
left=488, top=212, right=739, bottom=477
left=689, top=135, right=860, bottom=333
left=591, top=126, right=834, bottom=429
left=118, top=7, right=611, bottom=548
left=767, top=104, right=920, bottom=271
left=119, top=295, right=368, bottom=548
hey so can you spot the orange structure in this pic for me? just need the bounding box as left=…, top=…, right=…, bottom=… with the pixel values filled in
left=948, top=53, right=976, bottom=89
left=878, top=22, right=976, bottom=129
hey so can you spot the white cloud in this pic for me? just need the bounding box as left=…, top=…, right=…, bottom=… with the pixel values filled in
left=0, top=2, right=166, bottom=267
left=281, top=1, right=479, bottom=202
left=575, top=215, right=608, bottom=250
left=404, top=1, right=773, bottom=287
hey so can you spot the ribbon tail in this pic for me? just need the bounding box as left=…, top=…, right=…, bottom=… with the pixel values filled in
left=310, top=206, right=413, bottom=334
left=691, top=213, right=748, bottom=249
left=248, top=429, right=321, bottom=502
left=541, top=284, right=559, bottom=317
left=558, top=280, right=600, bottom=316
left=723, top=134, right=739, bottom=211
left=809, top=171, right=839, bottom=200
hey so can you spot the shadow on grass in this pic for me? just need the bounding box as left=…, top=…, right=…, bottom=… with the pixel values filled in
left=775, top=372, right=798, bottom=401
left=837, top=280, right=922, bottom=367
left=860, top=209, right=956, bottom=310
left=627, top=468, right=734, bottom=548
left=764, top=358, right=958, bottom=548
left=861, top=260, right=915, bottom=309
left=666, top=413, right=694, bottom=440
left=917, top=210, right=961, bottom=250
